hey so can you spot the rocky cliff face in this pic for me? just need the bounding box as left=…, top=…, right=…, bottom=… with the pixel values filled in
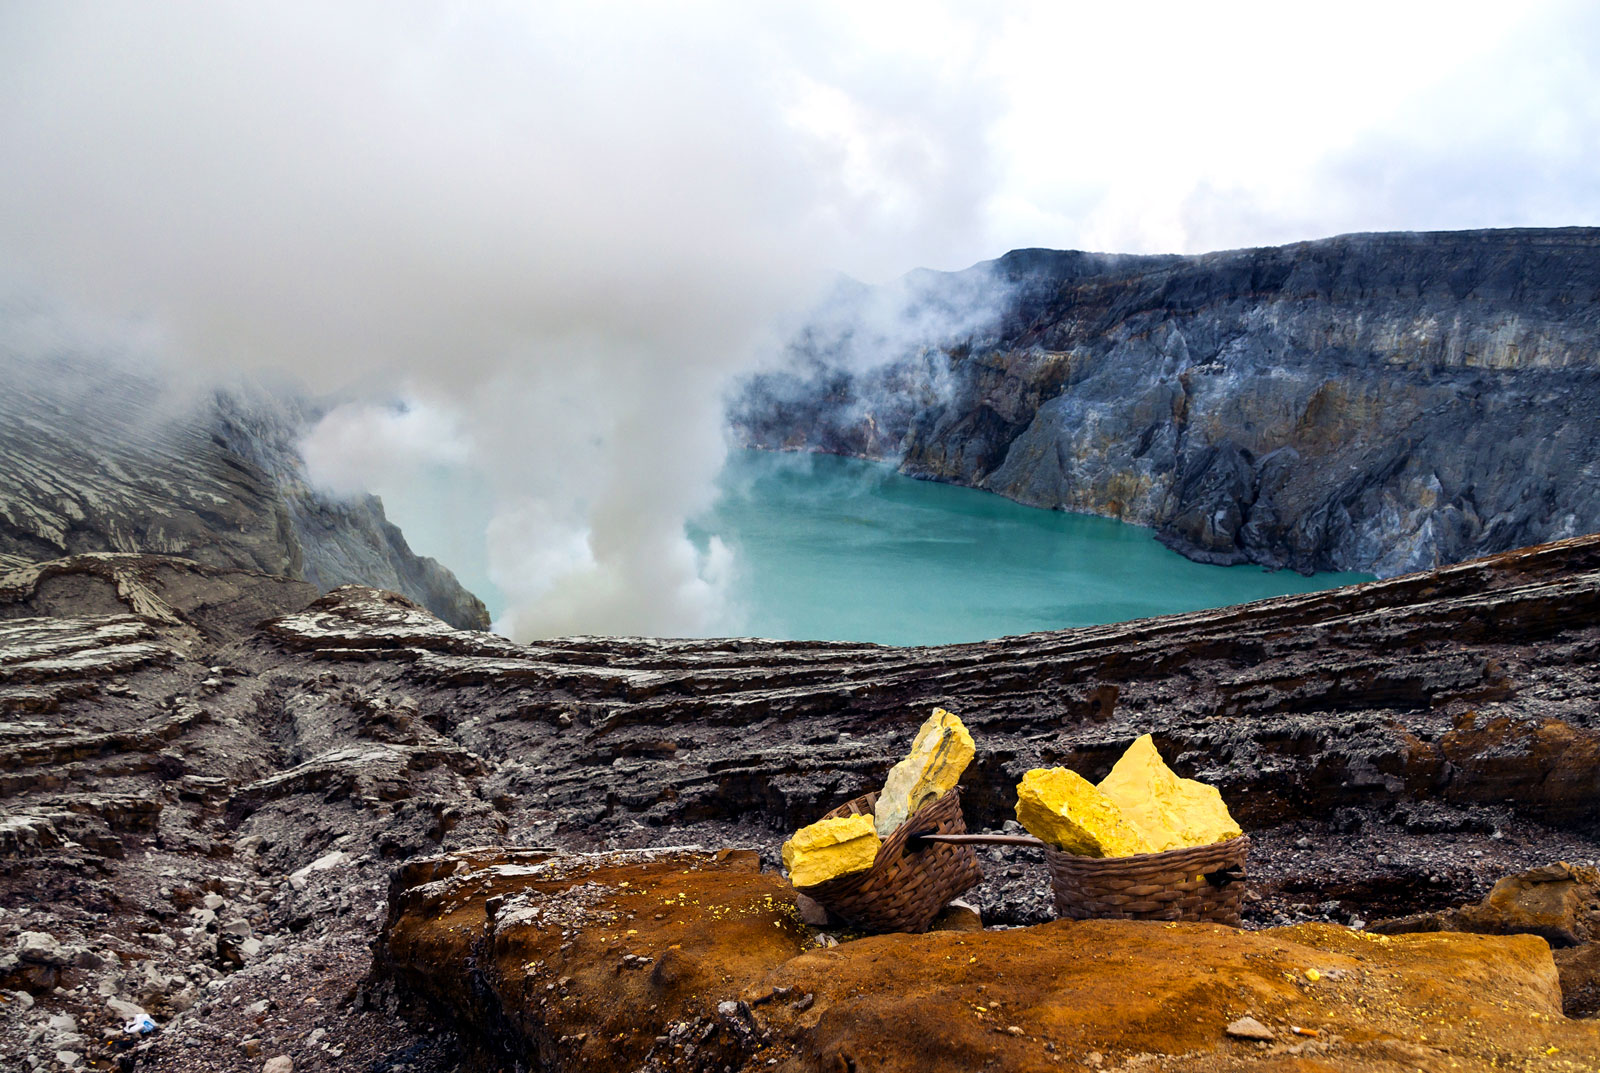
left=732, top=228, right=1600, bottom=577
left=0, top=346, right=489, bottom=630
left=2, top=542, right=1599, bottom=1067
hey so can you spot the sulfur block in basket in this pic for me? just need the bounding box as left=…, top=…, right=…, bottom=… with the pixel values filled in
left=781, top=813, right=882, bottom=888
left=1097, top=734, right=1241, bottom=852
left=873, top=708, right=975, bottom=838
left=1015, top=766, right=1153, bottom=857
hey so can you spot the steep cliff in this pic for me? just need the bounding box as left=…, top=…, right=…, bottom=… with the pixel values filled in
left=0, top=346, right=489, bottom=630
left=732, top=228, right=1600, bottom=577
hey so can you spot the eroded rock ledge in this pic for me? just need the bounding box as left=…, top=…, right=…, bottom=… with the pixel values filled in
left=380, top=846, right=1599, bottom=1072
left=2, top=539, right=1600, bottom=1069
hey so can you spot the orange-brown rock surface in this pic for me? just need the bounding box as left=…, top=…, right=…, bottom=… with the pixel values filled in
left=380, top=848, right=1600, bottom=1072
left=1373, top=862, right=1600, bottom=1018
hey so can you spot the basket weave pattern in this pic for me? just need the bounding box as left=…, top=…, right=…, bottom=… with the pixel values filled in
left=798, top=789, right=983, bottom=934
left=1045, top=835, right=1250, bottom=925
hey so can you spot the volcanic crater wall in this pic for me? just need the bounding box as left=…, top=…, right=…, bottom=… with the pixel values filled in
left=0, top=348, right=488, bottom=630
left=732, top=228, right=1600, bottom=577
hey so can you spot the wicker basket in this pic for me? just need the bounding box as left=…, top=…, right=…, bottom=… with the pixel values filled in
left=796, top=788, right=983, bottom=934
left=1044, top=835, right=1250, bottom=925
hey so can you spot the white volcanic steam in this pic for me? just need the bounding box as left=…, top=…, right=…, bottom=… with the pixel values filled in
left=0, top=3, right=998, bottom=638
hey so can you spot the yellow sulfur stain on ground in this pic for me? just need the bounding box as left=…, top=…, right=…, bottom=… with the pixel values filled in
left=781, top=813, right=881, bottom=888
left=1014, top=766, right=1153, bottom=857
left=872, top=708, right=976, bottom=838
left=1097, top=734, right=1242, bottom=852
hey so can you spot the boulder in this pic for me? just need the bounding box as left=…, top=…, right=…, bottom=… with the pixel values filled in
left=379, top=846, right=1600, bottom=1072
left=1014, top=767, right=1151, bottom=857
left=781, top=814, right=880, bottom=889
left=16, top=931, right=69, bottom=967
left=872, top=708, right=975, bottom=838
left=1454, top=862, right=1600, bottom=947
left=1374, top=863, right=1600, bottom=947
left=1097, top=734, right=1241, bottom=852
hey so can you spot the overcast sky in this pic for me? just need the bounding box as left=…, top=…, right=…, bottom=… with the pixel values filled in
left=1, top=1, right=1595, bottom=637
left=3, top=1, right=1595, bottom=292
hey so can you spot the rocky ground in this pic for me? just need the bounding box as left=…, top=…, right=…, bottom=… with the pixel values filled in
left=1, top=538, right=1599, bottom=1070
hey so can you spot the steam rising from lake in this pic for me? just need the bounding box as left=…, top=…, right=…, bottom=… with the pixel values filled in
left=0, top=3, right=1000, bottom=638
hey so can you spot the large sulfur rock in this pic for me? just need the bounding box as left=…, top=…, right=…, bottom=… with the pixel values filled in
left=781, top=813, right=881, bottom=888
left=1097, top=734, right=1242, bottom=852
left=872, top=708, right=975, bottom=838
left=1014, top=767, right=1152, bottom=857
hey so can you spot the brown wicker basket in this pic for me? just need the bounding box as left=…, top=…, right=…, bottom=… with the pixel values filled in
left=795, top=788, right=983, bottom=934
left=1044, top=835, right=1250, bottom=925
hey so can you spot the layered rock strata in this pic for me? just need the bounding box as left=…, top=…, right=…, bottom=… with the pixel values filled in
left=2, top=540, right=1600, bottom=1067
left=0, top=346, right=487, bottom=629
left=732, top=228, right=1600, bottom=577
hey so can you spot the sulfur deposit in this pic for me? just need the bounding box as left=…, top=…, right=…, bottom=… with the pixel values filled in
left=781, top=813, right=882, bottom=888
left=872, top=707, right=975, bottom=837
left=1014, top=767, right=1154, bottom=857
left=780, top=708, right=974, bottom=889
left=1015, top=734, right=1240, bottom=857
left=1099, top=733, right=1242, bottom=852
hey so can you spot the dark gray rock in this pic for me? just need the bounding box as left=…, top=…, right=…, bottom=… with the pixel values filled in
left=0, top=346, right=488, bottom=629
left=732, top=227, right=1600, bottom=578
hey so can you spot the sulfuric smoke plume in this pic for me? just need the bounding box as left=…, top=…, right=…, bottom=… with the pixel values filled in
left=0, top=2, right=998, bottom=638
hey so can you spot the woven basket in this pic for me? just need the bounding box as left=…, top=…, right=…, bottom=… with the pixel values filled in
left=796, top=788, right=983, bottom=934
left=1045, top=835, right=1250, bottom=925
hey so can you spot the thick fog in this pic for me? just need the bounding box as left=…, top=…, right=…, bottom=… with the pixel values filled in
left=2, top=1, right=1595, bottom=638
left=0, top=3, right=999, bottom=638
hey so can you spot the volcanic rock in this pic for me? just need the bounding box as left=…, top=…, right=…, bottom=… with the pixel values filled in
left=379, top=845, right=1600, bottom=1072
left=1372, top=862, right=1600, bottom=947
left=0, top=346, right=487, bottom=629
left=733, top=228, right=1600, bottom=578
left=4, top=536, right=1600, bottom=1067
left=1224, top=1017, right=1275, bottom=1042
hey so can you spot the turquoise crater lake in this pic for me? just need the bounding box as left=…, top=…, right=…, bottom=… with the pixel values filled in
left=688, top=450, right=1372, bottom=647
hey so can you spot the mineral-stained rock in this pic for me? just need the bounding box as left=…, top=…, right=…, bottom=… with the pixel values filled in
left=781, top=814, right=880, bottom=889
left=1372, top=862, right=1600, bottom=947
left=872, top=708, right=975, bottom=838
left=379, top=846, right=1600, bottom=1072
left=1014, top=767, right=1151, bottom=857
left=1098, top=734, right=1241, bottom=852
left=1371, top=862, right=1600, bottom=1018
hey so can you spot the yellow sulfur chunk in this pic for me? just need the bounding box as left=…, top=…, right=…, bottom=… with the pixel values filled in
left=1014, top=767, right=1153, bottom=857
left=872, top=708, right=976, bottom=838
left=781, top=813, right=881, bottom=888
left=1097, top=734, right=1242, bottom=852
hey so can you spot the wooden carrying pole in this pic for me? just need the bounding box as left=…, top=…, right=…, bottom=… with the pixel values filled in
left=910, top=833, right=1046, bottom=848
